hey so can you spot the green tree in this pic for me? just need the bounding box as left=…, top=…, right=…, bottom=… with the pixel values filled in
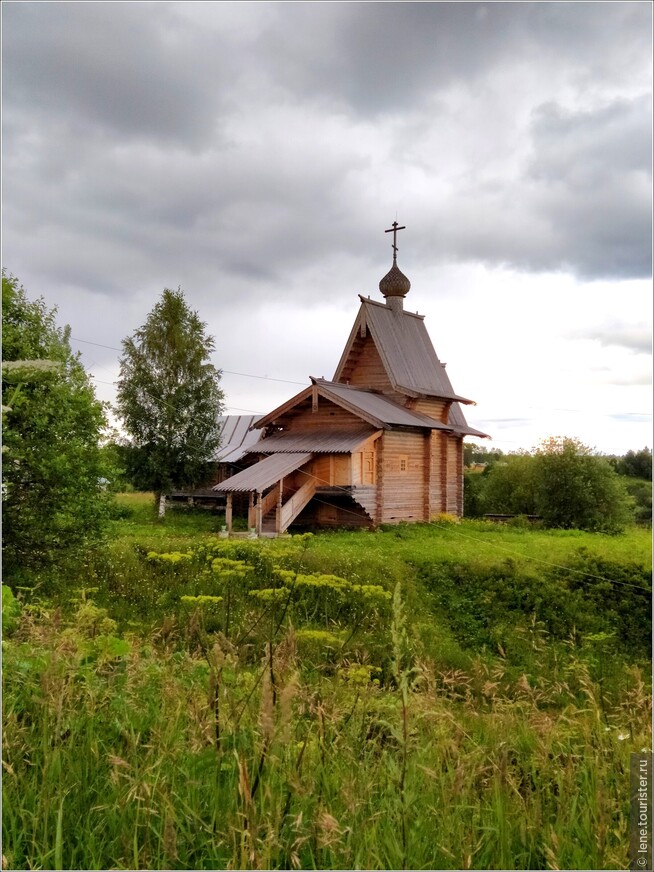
left=480, top=453, right=539, bottom=516
left=532, top=436, right=633, bottom=533
left=2, top=273, right=110, bottom=584
left=615, top=447, right=652, bottom=480
left=115, top=287, right=224, bottom=512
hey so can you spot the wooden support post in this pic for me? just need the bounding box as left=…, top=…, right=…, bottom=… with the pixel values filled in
left=256, top=491, right=263, bottom=535
left=440, top=432, right=448, bottom=514
left=424, top=430, right=432, bottom=521
left=276, top=478, right=284, bottom=534
left=457, top=436, right=464, bottom=518
left=225, top=494, right=233, bottom=534
left=312, top=384, right=318, bottom=413
left=248, top=492, right=255, bottom=529
left=375, top=435, right=384, bottom=525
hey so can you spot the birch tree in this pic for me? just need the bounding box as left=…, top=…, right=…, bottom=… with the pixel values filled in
left=115, top=287, right=224, bottom=514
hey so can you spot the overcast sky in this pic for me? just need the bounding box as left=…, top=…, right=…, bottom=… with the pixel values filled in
left=3, top=1, right=652, bottom=454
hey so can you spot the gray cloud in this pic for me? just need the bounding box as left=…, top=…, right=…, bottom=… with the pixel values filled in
left=255, top=3, right=651, bottom=117
left=2, top=0, right=651, bottom=312
left=2, top=3, right=227, bottom=147
left=435, top=95, right=652, bottom=280
left=570, top=324, right=652, bottom=354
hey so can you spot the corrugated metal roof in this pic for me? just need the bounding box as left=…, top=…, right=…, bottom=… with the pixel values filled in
left=212, top=453, right=313, bottom=493
left=314, top=381, right=452, bottom=430
left=333, top=298, right=472, bottom=403
left=254, top=429, right=380, bottom=454
left=213, top=414, right=263, bottom=463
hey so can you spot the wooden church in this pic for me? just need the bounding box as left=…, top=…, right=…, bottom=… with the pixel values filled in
left=213, top=224, right=487, bottom=534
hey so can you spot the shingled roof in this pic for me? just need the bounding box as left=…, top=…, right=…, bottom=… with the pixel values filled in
left=333, top=296, right=472, bottom=403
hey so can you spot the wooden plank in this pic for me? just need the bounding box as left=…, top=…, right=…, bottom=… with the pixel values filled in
left=226, top=494, right=233, bottom=533
left=346, top=335, right=396, bottom=393
left=280, top=478, right=317, bottom=530
left=379, top=430, right=426, bottom=522
left=410, top=397, right=449, bottom=423
left=423, top=431, right=431, bottom=520
left=260, top=486, right=278, bottom=519
left=276, top=479, right=283, bottom=534
left=256, top=492, right=263, bottom=534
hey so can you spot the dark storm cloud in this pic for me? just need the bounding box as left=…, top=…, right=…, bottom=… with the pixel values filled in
left=2, top=0, right=652, bottom=308
left=256, top=2, right=650, bottom=116
left=2, top=2, right=226, bottom=146
left=436, top=95, right=652, bottom=280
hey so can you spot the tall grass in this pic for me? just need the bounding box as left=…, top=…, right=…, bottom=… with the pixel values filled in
left=3, top=606, right=650, bottom=870
left=3, top=504, right=651, bottom=869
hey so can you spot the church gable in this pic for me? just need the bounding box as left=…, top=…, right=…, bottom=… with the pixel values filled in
left=335, top=322, right=397, bottom=395
left=260, top=391, right=368, bottom=435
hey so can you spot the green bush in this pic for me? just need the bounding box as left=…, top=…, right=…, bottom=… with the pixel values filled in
left=2, top=585, right=22, bottom=636
left=414, top=553, right=651, bottom=660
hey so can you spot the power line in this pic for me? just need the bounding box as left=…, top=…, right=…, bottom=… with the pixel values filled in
left=71, top=336, right=306, bottom=386
left=72, top=335, right=651, bottom=418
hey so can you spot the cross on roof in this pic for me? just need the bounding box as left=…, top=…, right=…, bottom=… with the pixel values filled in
left=385, top=221, right=406, bottom=259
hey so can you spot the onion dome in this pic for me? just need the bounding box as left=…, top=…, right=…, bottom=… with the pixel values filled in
left=379, top=257, right=411, bottom=299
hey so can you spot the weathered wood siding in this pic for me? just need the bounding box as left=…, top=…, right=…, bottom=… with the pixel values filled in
left=282, top=398, right=367, bottom=432
left=429, top=432, right=444, bottom=514
left=352, top=434, right=379, bottom=486
left=405, top=397, right=449, bottom=423
left=455, top=435, right=464, bottom=516
left=441, top=434, right=463, bottom=515
left=378, top=430, right=427, bottom=523
left=308, top=454, right=352, bottom=487
left=346, top=335, right=394, bottom=392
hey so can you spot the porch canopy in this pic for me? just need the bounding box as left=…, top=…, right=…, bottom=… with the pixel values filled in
left=212, top=452, right=313, bottom=494
left=212, top=452, right=314, bottom=535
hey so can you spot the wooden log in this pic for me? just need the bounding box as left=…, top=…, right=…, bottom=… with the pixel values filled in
left=226, top=494, right=233, bottom=533
left=256, top=491, right=262, bottom=535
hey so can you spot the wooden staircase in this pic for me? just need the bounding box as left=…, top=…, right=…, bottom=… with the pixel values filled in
left=260, top=477, right=317, bottom=534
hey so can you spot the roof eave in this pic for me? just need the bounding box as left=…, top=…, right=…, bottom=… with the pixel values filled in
left=394, top=385, right=475, bottom=405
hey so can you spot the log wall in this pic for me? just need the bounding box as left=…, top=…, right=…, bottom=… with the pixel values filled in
left=406, top=397, right=449, bottom=423
left=283, top=398, right=369, bottom=432
left=378, top=430, right=427, bottom=523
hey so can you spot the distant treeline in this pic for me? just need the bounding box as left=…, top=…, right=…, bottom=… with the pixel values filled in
left=464, top=441, right=651, bottom=530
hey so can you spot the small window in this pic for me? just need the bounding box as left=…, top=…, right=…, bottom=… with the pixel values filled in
left=399, top=455, right=408, bottom=473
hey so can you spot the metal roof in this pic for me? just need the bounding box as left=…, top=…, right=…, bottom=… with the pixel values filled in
left=254, top=429, right=380, bottom=454
left=212, top=453, right=313, bottom=493
left=333, top=298, right=472, bottom=403
left=213, top=414, right=263, bottom=463
left=313, top=380, right=452, bottom=430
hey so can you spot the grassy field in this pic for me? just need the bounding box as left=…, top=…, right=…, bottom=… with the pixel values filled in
left=2, top=496, right=652, bottom=870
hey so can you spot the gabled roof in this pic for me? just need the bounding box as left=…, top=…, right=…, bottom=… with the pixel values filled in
left=254, top=429, right=380, bottom=454
left=213, top=414, right=263, bottom=463
left=254, top=379, right=453, bottom=432
left=212, top=453, right=313, bottom=493
left=333, top=297, right=473, bottom=403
